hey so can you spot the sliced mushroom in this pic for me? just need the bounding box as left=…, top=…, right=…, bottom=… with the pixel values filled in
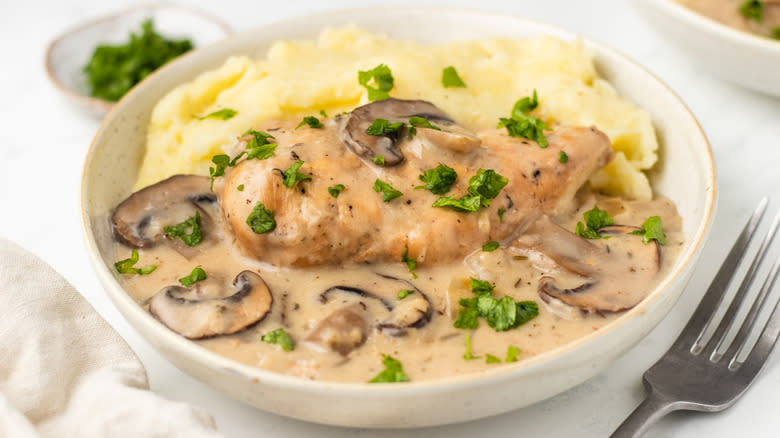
left=512, top=217, right=661, bottom=314
left=304, top=304, right=370, bottom=356
left=340, top=98, right=480, bottom=165
left=319, top=275, right=433, bottom=337
left=112, top=175, right=218, bottom=251
left=148, top=270, right=272, bottom=339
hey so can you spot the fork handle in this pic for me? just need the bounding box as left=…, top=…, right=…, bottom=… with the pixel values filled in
left=610, top=391, right=678, bottom=437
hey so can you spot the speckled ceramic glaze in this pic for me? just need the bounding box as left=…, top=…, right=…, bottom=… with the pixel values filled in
left=633, top=0, right=780, bottom=97
left=81, top=8, right=716, bottom=428
left=45, top=4, right=231, bottom=118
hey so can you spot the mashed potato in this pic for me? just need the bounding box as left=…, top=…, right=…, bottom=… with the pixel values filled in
left=137, top=27, right=657, bottom=200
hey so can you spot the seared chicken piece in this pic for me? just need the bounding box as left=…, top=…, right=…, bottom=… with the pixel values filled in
left=218, top=102, right=613, bottom=267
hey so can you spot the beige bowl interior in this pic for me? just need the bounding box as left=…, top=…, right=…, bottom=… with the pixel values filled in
left=82, top=8, right=716, bottom=428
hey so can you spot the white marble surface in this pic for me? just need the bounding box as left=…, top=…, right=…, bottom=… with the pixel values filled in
left=2, top=0, right=780, bottom=436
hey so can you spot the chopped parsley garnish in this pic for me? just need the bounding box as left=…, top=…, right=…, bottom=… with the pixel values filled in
left=773, top=27, right=780, bottom=39
left=209, top=154, right=231, bottom=189
left=432, top=168, right=508, bottom=212
left=398, top=289, right=415, bottom=300
left=432, top=195, right=482, bottom=212
left=319, top=109, right=328, bottom=117
left=246, top=202, right=276, bottom=234
left=366, top=118, right=404, bottom=136
left=178, top=266, right=206, bottom=287
left=559, top=151, right=569, bottom=163
left=416, top=163, right=458, bottom=195
left=368, top=354, right=409, bottom=383
left=282, top=161, right=312, bottom=188
left=163, top=211, right=202, bottom=246
left=401, top=244, right=418, bottom=279
left=442, top=66, right=467, bottom=88
left=739, top=0, right=763, bottom=22
left=195, top=108, right=237, bottom=121
left=237, top=184, right=244, bottom=191
left=454, top=277, right=539, bottom=331
left=485, top=354, right=501, bottom=364
left=631, top=216, right=667, bottom=245
left=261, top=328, right=294, bottom=351
left=114, top=249, right=156, bottom=275
left=498, top=208, right=506, bottom=223
left=498, top=90, right=548, bottom=148
left=505, top=345, right=521, bottom=363
left=83, top=19, right=192, bottom=102
left=575, top=205, right=615, bottom=239
left=244, top=129, right=277, bottom=160
left=408, top=116, right=441, bottom=138
left=373, top=179, right=403, bottom=202
left=328, top=184, right=345, bottom=198
left=373, top=155, right=386, bottom=165
left=463, top=333, right=480, bottom=360
left=296, top=115, right=323, bottom=129
left=482, top=241, right=500, bottom=252
left=358, top=64, right=395, bottom=101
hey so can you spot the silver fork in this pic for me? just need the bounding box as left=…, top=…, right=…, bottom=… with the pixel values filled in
left=611, top=198, right=780, bottom=437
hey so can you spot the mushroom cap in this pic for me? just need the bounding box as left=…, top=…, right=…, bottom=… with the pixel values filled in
left=340, top=98, right=478, bottom=166
left=148, top=270, right=273, bottom=339
left=304, top=304, right=369, bottom=356
left=112, top=175, right=216, bottom=248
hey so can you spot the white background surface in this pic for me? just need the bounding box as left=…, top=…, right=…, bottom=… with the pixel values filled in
left=2, top=0, right=780, bottom=436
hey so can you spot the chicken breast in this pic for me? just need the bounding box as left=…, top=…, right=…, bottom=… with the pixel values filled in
left=218, top=103, right=614, bottom=267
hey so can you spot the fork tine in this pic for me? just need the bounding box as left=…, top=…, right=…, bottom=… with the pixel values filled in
left=676, top=197, right=769, bottom=352
left=729, top=258, right=780, bottom=395
left=707, top=211, right=780, bottom=360
left=728, top=254, right=780, bottom=371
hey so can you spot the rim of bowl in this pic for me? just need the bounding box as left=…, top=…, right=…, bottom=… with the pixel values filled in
left=44, top=3, right=233, bottom=114
left=641, top=0, right=780, bottom=53
left=81, top=6, right=717, bottom=395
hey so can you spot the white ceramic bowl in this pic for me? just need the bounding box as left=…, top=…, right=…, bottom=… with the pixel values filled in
left=45, top=5, right=232, bottom=117
left=81, top=8, right=716, bottom=428
left=632, top=0, right=780, bottom=97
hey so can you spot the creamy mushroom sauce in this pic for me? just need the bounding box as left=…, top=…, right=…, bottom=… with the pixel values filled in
left=678, top=0, right=780, bottom=39
left=113, top=113, right=683, bottom=383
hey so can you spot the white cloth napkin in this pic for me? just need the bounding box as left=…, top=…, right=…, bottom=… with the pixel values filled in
left=0, top=239, right=223, bottom=437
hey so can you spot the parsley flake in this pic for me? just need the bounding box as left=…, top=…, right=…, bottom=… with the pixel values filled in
left=631, top=216, right=667, bottom=245
left=467, top=169, right=508, bottom=206
left=296, top=115, right=323, bottom=129
left=454, top=277, right=538, bottom=332
left=505, top=345, right=521, bottom=363
left=261, top=328, right=294, bottom=351
left=246, top=202, right=276, bottom=234
left=209, top=154, right=231, bottom=189
left=559, top=151, right=569, bottom=163
left=498, top=208, right=506, bottom=223
left=575, top=205, right=615, bottom=239
left=358, top=64, right=395, bottom=101
left=366, top=118, right=404, bottom=136
left=328, top=184, right=345, bottom=198
left=442, top=66, right=467, bottom=88
left=485, top=354, right=501, bottom=364
left=282, top=161, right=312, bottom=188
left=739, top=0, right=763, bottom=22
left=195, top=108, right=237, bottom=121
left=244, top=129, right=277, bottom=160
left=373, top=155, right=386, bottom=165
left=319, top=109, right=328, bottom=117
left=408, top=116, right=441, bottom=138
left=178, top=266, right=206, bottom=287
left=163, top=211, right=202, bottom=246
left=482, top=241, right=500, bottom=252
left=114, top=249, right=157, bottom=275
left=398, top=289, right=415, bottom=300
left=498, top=90, right=548, bottom=148
left=416, top=163, right=457, bottom=195
left=463, top=333, right=481, bottom=360
left=237, top=184, right=244, bottom=191
left=432, top=194, right=482, bottom=212
left=401, top=244, right=418, bottom=279
left=368, top=354, right=409, bottom=383
left=373, top=179, right=403, bottom=202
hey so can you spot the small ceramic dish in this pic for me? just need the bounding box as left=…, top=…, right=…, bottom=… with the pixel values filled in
left=632, top=0, right=780, bottom=97
left=45, top=4, right=232, bottom=118
left=81, top=8, right=716, bottom=428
